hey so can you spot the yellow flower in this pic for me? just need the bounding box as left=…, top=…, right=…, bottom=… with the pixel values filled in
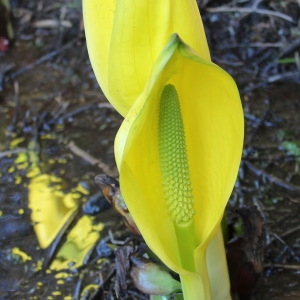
left=83, top=0, right=210, bottom=117
left=114, top=35, right=244, bottom=298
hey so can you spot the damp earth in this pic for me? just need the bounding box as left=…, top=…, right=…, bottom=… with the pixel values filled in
left=0, top=1, right=300, bottom=299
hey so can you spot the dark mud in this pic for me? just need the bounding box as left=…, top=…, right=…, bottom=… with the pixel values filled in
left=0, top=1, right=300, bottom=299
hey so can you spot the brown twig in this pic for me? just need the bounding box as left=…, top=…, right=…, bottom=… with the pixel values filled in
left=252, top=196, right=271, bottom=246
left=280, top=224, right=300, bottom=239
left=244, top=160, right=300, bottom=195
left=279, top=37, right=300, bottom=58
left=267, top=71, right=300, bottom=83
left=0, top=148, right=28, bottom=158
left=206, top=6, right=294, bottom=23
left=61, top=103, right=113, bottom=122
left=264, top=263, right=300, bottom=270
left=67, top=140, right=117, bottom=177
left=7, top=39, right=78, bottom=81
left=272, top=233, right=300, bottom=262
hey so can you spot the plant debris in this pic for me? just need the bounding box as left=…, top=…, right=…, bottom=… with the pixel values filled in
left=0, top=0, right=300, bottom=299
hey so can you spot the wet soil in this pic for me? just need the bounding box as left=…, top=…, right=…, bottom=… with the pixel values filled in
left=0, top=0, right=300, bottom=299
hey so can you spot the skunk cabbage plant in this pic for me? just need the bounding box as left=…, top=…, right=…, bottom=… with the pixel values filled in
left=83, top=1, right=244, bottom=299
left=114, top=35, right=243, bottom=299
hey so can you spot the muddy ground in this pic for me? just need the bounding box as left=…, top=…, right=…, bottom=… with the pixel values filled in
left=0, top=0, right=300, bottom=299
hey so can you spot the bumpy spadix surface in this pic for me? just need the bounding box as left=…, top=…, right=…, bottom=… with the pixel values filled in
left=159, top=84, right=194, bottom=223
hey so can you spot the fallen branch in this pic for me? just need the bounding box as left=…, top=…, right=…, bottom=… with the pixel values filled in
left=280, top=224, right=300, bottom=239
left=272, top=233, right=300, bottom=262
left=7, top=38, right=78, bottom=81
left=61, top=103, right=113, bottom=122
left=206, top=6, right=293, bottom=23
left=0, top=148, right=28, bottom=158
left=67, top=140, right=117, bottom=177
left=244, top=160, right=300, bottom=195
left=268, top=71, right=300, bottom=83
left=264, top=263, right=300, bottom=270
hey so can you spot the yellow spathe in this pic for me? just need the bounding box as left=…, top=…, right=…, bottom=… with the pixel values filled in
left=83, top=0, right=210, bottom=116
left=115, top=35, right=244, bottom=276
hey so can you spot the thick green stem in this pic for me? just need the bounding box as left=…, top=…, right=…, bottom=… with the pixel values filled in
left=174, top=221, right=212, bottom=300
left=174, top=220, right=196, bottom=272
